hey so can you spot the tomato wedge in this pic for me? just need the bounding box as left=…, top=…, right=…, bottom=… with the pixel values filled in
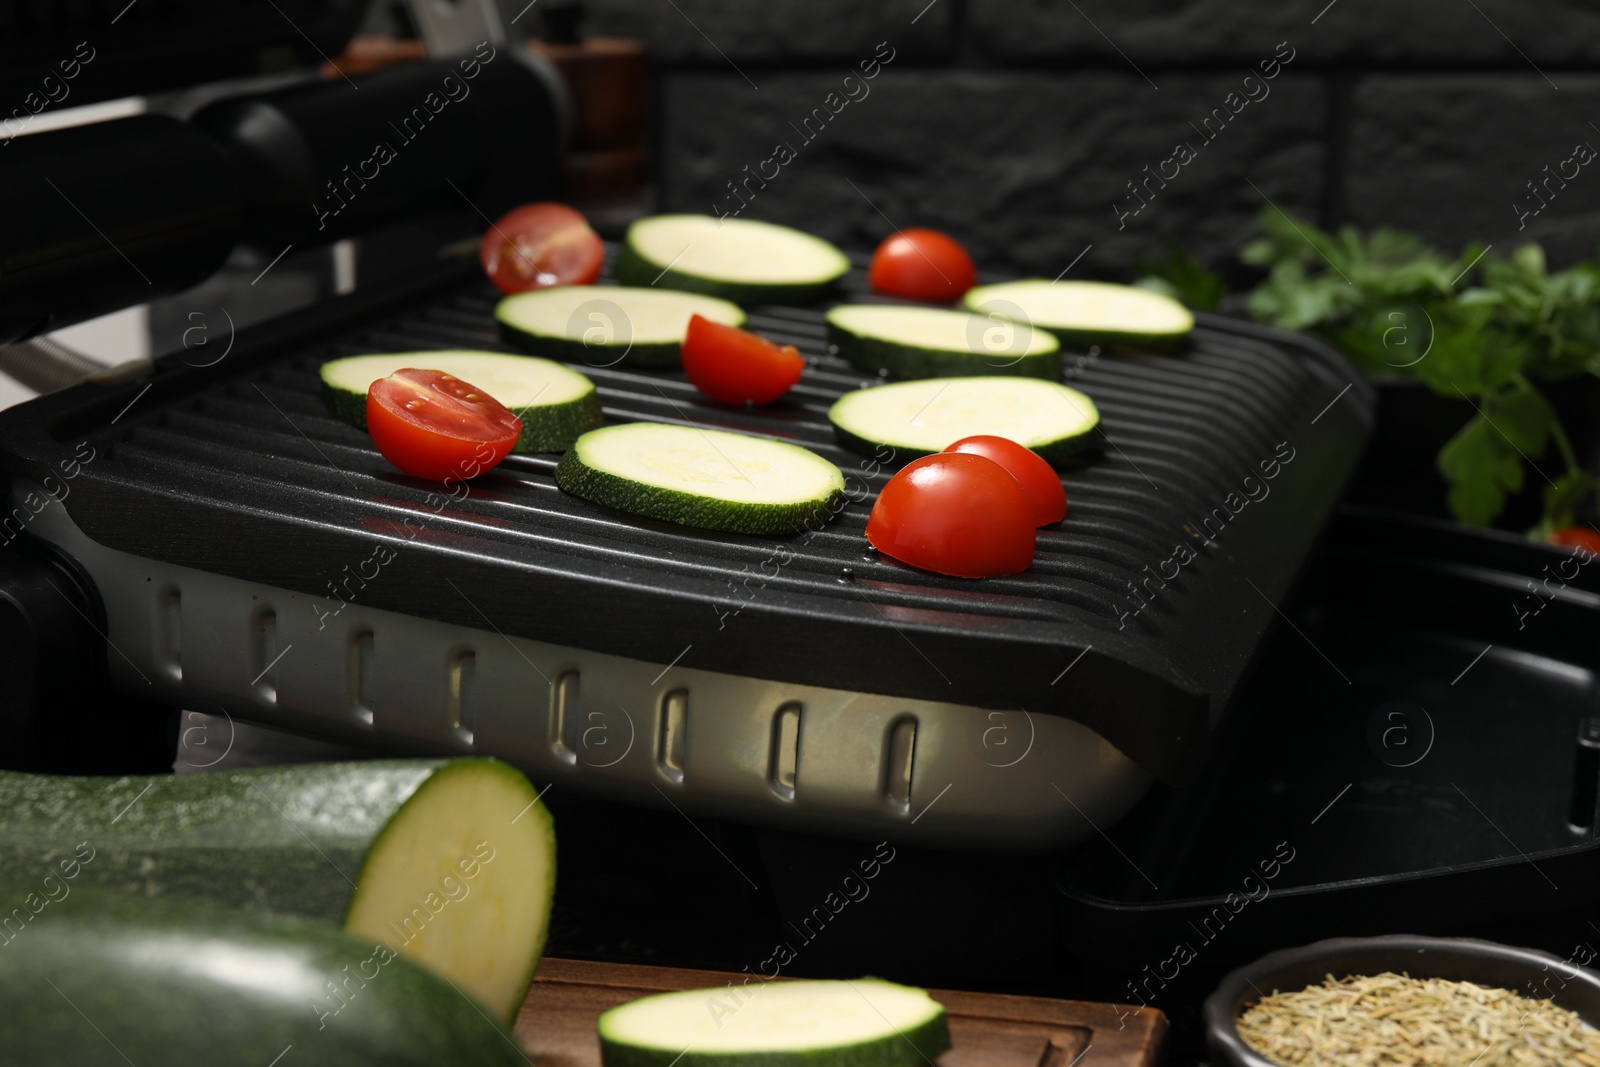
left=866, top=453, right=1036, bottom=578
left=479, top=202, right=604, bottom=295
left=944, top=435, right=1067, bottom=526
left=680, top=313, right=806, bottom=405
left=367, top=368, right=522, bottom=481
left=868, top=228, right=978, bottom=303
left=1549, top=525, right=1600, bottom=554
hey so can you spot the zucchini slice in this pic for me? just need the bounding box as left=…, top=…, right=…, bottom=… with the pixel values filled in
left=828, top=376, right=1100, bottom=466
left=497, top=285, right=746, bottom=367
left=0, top=887, right=530, bottom=1065
left=0, top=758, right=554, bottom=1023
left=555, top=422, right=846, bottom=535
left=321, top=350, right=602, bottom=452
left=963, top=279, right=1194, bottom=348
left=598, top=978, right=951, bottom=1067
left=826, top=303, right=1061, bottom=380
left=616, top=214, right=851, bottom=305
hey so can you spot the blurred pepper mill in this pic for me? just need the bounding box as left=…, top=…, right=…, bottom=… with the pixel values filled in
left=529, top=0, right=652, bottom=229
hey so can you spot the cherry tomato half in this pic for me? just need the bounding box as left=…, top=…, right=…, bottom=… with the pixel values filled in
left=866, top=453, right=1036, bottom=578
left=944, top=435, right=1067, bottom=526
left=367, top=368, right=522, bottom=482
left=479, top=202, right=604, bottom=295
left=680, top=313, right=806, bottom=405
left=1549, top=525, right=1600, bottom=554
left=868, top=228, right=978, bottom=303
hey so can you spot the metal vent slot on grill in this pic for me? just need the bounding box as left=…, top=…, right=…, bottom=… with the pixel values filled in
left=250, top=608, right=278, bottom=703
left=350, top=630, right=375, bottom=727
left=551, top=670, right=579, bottom=765
left=158, top=586, right=181, bottom=682
left=884, top=716, right=917, bottom=814
left=448, top=649, right=475, bottom=745
left=657, top=689, right=687, bottom=783
left=770, top=703, right=801, bottom=801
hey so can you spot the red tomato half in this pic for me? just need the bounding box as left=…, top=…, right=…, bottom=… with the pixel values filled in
left=479, top=202, right=604, bottom=295
left=680, top=314, right=806, bottom=405
left=868, top=228, right=978, bottom=303
left=866, top=453, right=1036, bottom=578
left=1549, top=525, right=1600, bottom=554
left=944, top=435, right=1067, bottom=526
left=367, top=368, right=522, bottom=481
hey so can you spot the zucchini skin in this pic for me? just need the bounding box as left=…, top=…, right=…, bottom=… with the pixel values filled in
left=825, top=320, right=1062, bottom=381
left=829, top=418, right=1098, bottom=469
left=598, top=994, right=950, bottom=1067
left=1039, top=325, right=1189, bottom=352
left=555, top=445, right=845, bottom=536
left=961, top=282, right=1194, bottom=351
left=0, top=759, right=486, bottom=922
left=498, top=312, right=685, bottom=368
left=602, top=1027, right=952, bottom=1067
left=323, top=379, right=603, bottom=452
left=0, top=887, right=529, bottom=1066
left=614, top=243, right=842, bottom=307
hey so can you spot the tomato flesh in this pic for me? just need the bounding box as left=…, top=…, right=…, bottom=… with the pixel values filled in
left=367, top=368, right=522, bottom=482
left=944, top=435, right=1067, bottom=526
left=479, top=202, right=604, bottom=295
left=866, top=453, right=1036, bottom=578
left=868, top=228, right=978, bottom=303
left=681, top=313, right=806, bottom=405
left=1549, top=525, right=1600, bottom=554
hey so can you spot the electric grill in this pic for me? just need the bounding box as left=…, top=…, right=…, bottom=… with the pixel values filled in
left=0, top=3, right=1374, bottom=852
left=0, top=257, right=1373, bottom=851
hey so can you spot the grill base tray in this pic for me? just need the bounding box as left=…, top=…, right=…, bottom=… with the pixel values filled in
left=30, top=487, right=1150, bottom=850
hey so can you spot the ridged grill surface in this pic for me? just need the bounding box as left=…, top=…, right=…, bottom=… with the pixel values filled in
left=5, top=261, right=1371, bottom=781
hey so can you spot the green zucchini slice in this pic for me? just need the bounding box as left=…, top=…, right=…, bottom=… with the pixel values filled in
left=320, top=350, right=602, bottom=452
left=497, top=285, right=746, bottom=367
left=597, top=978, right=951, bottom=1067
left=828, top=376, right=1100, bottom=466
left=0, top=758, right=554, bottom=1023
left=616, top=215, right=850, bottom=305
left=963, top=279, right=1194, bottom=348
left=555, top=422, right=846, bottom=535
left=826, top=303, right=1061, bottom=380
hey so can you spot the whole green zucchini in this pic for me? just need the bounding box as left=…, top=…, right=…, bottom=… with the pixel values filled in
left=0, top=758, right=554, bottom=1022
left=0, top=886, right=532, bottom=1066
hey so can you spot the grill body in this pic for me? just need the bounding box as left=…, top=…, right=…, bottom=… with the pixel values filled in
left=0, top=262, right=1373, bottom=849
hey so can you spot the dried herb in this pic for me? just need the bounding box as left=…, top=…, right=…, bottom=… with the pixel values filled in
left=1236, top=971, right=1600, bottom=1066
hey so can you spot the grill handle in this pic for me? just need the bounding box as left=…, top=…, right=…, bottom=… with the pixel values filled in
left=191, top=52, right=562, bottom=247
left=0, top=115, right=240, bottom=345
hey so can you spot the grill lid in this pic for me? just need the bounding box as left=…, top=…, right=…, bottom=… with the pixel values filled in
left=0, top=261, right=1373, bottom=784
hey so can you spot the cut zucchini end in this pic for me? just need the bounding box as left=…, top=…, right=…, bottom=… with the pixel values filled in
left=556, top=422, right=847, bottom=536
left=344, top=758, right=554, bottom=1023
left=825, top=304, right=1061, bottom=381
left=620, top=215, right=850, bottom=305
left=598, top=978, right=950, bottom=1067
left=827, top=377, right=1101, bottom=469
left=320, top=350, right=602, bottom=452
left=963, top=279, right=1194, bottom=349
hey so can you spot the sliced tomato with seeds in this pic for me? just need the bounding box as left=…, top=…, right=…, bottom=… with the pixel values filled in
left=944, top=435, right=1067, bottom=526
left=866, top=452, right=1036, bottom=578
left=479, top=202, right=605, bottom=295
left=366, top=368, right=522, bottom=481
left=680, top=313, right=806, bottom=406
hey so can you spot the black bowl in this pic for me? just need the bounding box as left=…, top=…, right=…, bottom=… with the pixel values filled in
left=1204, top=934, right=1600, bottom=1066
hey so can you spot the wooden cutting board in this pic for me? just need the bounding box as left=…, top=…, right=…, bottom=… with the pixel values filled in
left=515, top=958, right=1166, bottom=1067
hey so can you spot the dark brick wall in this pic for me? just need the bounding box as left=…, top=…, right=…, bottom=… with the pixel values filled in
left=577, top=0, right=1600, bottom=276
